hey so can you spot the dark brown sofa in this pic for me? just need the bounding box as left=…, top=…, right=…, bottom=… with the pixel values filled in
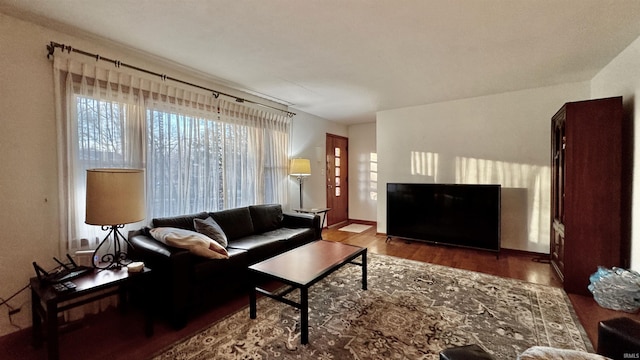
left=128, top=204, right=321, bottom=328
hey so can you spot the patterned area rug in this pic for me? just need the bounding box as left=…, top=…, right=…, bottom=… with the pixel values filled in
left=151, top=254, right=593, bottom=360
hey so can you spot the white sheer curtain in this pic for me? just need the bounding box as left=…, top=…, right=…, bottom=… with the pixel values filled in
left=53, top=55, right=292, bottom=254
left=53, top=57, right=148, bottom=318
left=146, top=92, right=224, bottom=216
left=54, top=57, right=147, bottom=255
left=146, top=98, right=290, bottom=217
left=217, top=100, right=290, bottom=209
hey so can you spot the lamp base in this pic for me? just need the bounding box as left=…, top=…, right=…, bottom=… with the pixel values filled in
left=298, top=176, right=304, bottom=208
left=92, top=224, right=133, bottom=270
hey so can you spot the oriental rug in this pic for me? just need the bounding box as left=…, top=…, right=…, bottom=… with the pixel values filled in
left=151, top=254, right=593, bottom=360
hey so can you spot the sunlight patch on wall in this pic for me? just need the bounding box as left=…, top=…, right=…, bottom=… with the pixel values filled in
left=358, top=152, right=378, bottom=202
left=454, top=156, right=551, bottom=248
left=411, top=151, right=439, bottom=181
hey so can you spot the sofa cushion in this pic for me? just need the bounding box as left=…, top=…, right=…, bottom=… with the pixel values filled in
left=194, top=216, right=228, bottom=248
left=227, top=234, right=288, bottom=264
left=150, top=227, right=229, bottom=259
left=249, top=204, right=284, bottom=233
left=263, top=227, right=316, bottom=248
left=153, top=212, right=210, bottom=231
left=210, top=207, right=254, bottom=240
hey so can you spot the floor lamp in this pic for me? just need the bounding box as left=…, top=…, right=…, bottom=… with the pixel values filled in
left=85, top=168, right=145, bottom=270
left=290, top=158, right=311, bottom=209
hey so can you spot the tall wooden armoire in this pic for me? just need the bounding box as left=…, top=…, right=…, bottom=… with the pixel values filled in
left=550, top=96, right=631, bottom=296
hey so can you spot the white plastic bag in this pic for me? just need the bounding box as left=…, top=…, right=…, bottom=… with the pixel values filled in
left=588, top=266, right=640, bottom=313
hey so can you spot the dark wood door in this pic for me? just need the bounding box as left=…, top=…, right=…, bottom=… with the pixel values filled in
left=326, top=134, right=348, bottom=227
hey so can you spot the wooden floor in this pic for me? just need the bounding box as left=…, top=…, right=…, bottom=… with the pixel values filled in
left=1, top=224, right=638, bottom=359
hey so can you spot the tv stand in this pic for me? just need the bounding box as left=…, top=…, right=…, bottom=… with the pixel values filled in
left=385, top=236, right=412, bottom=245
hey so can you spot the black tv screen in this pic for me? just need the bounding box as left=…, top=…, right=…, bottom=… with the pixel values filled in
left=387, top=183, right=501, bottom=252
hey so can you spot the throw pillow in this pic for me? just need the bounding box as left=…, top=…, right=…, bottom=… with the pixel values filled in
left=249, top=204, right=283, bottom=233
left=193, top=216, right=228, bottom=248
left=149, top=227, right=229, bottom=259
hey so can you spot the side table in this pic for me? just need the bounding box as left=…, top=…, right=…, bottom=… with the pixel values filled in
left=31, top=266, right=153, bottom=360
left=293, top=208, right=330, bottom=238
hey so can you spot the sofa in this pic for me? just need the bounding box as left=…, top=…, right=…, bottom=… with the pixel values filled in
left=128, top=204, right=321, bottom=328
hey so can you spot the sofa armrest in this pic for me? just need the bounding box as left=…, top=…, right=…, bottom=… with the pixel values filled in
left=129, top=230, right=172, bottom=258
left=283, top=212, right=322, bottom=239
left=128, top=230, right=194, bottom=328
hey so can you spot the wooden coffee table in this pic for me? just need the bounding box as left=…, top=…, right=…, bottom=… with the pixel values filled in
left=248, top=240, right=367, bottom=344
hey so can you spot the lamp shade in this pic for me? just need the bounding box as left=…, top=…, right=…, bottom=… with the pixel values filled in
left=290, top=158, right=311, bottom=176
left=85, top=168, right=145, bottom=226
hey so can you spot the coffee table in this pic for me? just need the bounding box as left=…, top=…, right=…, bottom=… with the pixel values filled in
left=248, top=240, right=367, bottom=344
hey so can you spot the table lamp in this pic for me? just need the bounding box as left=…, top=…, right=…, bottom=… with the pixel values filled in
left=290, top=158, right=311, bottom=208
left=85, top=168, right=145, bottom=269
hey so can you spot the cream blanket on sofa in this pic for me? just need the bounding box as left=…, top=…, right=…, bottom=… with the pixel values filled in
left=518, top=346, right=611, bottom=360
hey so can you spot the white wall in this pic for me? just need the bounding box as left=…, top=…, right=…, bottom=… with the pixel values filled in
left=347, top=122, right=377, bottom=222
left=376, top=82, right=590, bottom=253
left=0, top=12, right=62, bottom=337
left=591, top=35, right=640, bottom=271
left=288, top=110, right=347, bottom=211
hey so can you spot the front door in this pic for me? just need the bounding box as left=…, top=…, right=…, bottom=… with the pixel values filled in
left=326, top=134, right=348, bottom=227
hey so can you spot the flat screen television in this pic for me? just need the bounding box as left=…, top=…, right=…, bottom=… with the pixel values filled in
left=387, top=183, right=501, bottom=252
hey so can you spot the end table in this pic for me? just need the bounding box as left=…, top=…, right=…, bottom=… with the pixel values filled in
left=31, top=266, right=153, bottom=360
left=293, top=208, right=330, bottom=237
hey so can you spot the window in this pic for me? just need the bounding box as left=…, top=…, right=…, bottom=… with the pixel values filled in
left=146, top=107, right=226, bottom=217
left=55, top=58, right=290, bottom=251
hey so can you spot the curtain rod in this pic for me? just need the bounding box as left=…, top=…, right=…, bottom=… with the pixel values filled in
left=46, top=41, right=296, bottom=118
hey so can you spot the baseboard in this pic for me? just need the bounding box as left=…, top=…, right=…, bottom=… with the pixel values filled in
left=346, top=219, right=376, bottom=226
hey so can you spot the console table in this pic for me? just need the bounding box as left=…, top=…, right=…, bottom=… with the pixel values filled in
left=31, top=267, right=153, bottom=360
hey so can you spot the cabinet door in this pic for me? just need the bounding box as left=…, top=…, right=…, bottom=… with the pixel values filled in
left=551, top=112, right=565, bottom=224
left=551, top=220, right=565, bottom=280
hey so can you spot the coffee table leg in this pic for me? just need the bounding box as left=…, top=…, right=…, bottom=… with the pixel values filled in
left=249, top=273, right=257, bottom=319
left=301, top=287, right=308, bottom=344
left=362, top=250, right=368, bottom=290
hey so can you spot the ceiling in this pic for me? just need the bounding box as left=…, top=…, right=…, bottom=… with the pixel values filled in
left=3, top=0, right=640, bottom=124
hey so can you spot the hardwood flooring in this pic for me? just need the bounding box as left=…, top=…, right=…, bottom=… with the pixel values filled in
left=1, top=224, right=638, bottom=360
